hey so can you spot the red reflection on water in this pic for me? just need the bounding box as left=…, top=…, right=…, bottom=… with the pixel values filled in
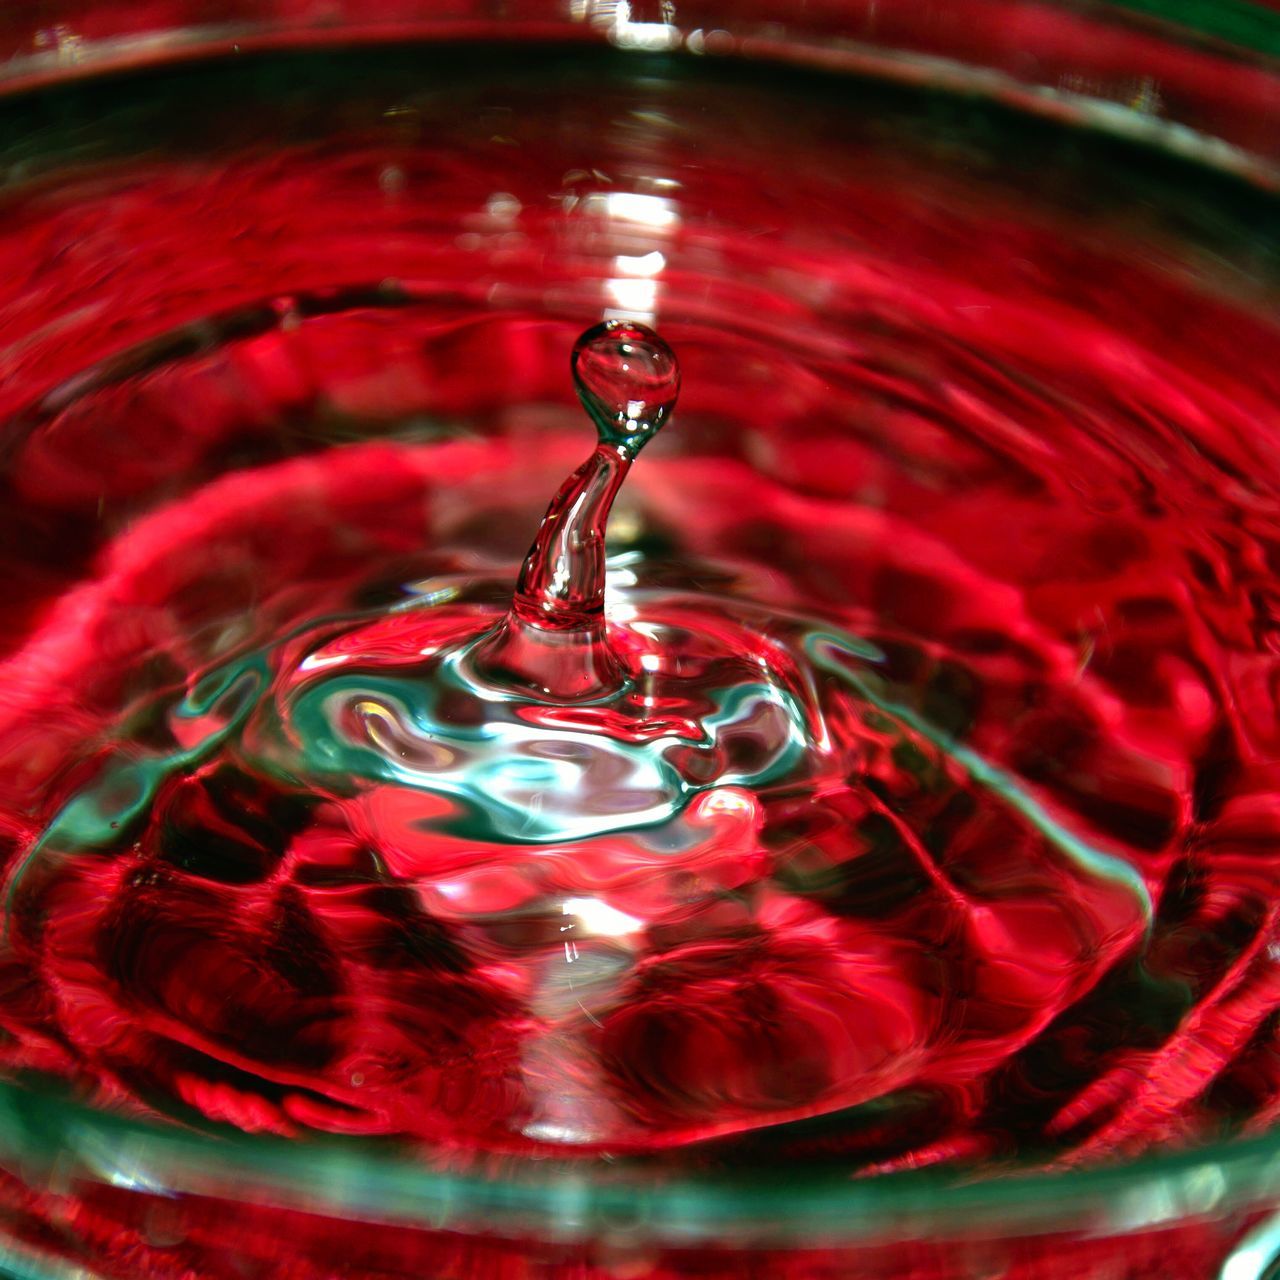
left=0, top=41, right=1276, bottom=1279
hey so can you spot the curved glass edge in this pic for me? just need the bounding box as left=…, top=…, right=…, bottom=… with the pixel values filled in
left=1, top=1079, right=1278, bottom=1245
left=0, top=4, right=1275, bottom=186
left=0, top=1236, right=108, bottom=1280
left=3, top=0, right=1280, bottom=69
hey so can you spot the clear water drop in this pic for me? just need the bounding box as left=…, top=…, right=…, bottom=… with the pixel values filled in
left=571, top=320, right=680, bottom=453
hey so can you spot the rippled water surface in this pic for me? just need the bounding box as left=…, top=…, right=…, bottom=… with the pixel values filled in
left=0, top=47, right=1278, bottom=1177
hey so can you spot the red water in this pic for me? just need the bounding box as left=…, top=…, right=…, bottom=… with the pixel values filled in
left=0, top=41, right=1278, bottom=1280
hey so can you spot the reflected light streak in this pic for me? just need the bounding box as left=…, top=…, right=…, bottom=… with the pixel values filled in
left=615, top=249, right=666, bottom=276
left=575, top=0, right=681, bottom=50
left=562, top=895, right=644, bottom=937
left=582, top=190, right=679, bottom=229
left=1220, top=1211, right=1280, bottom=1280
left=604, top=276, right=659, bottom=322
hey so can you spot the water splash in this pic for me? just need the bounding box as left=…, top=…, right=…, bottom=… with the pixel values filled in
left=0, top=317, right=1219, bottom=1163
left=472, top=320, right=679, bottom=700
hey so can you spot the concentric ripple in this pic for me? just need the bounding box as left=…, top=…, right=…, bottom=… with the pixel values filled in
left=0, top=48, right=1277, bottom=1176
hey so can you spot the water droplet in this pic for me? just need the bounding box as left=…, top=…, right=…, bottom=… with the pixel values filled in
left=571, top=320, right=680, bottom=452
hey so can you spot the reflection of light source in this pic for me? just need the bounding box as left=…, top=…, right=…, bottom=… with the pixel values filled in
left=572, top=0, right=681, bottom=51
left=606, top=248, right=667, bottom=323
left=561, top=895, right=644, bottom=938
left=697, top=787, right=756, bottom=819
left=616, top=250, right=666, bottom=276
left=1221, top=1213, right=1280, bottom=1280
left=583, top=190, right=679, bottom=228
left=573, top=190, right=680, bottom=325
left=605, top=280, right=657, bottom=322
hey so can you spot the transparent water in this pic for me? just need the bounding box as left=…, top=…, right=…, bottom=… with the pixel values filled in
left=0, top=46, right=1277, bottom=1192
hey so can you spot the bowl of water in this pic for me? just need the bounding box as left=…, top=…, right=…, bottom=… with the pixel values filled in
left=0, top=3, right=1278, bottom=1278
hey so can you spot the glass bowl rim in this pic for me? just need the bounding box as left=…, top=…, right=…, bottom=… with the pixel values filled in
left=4, top=1076, right=1280, bottom=1245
